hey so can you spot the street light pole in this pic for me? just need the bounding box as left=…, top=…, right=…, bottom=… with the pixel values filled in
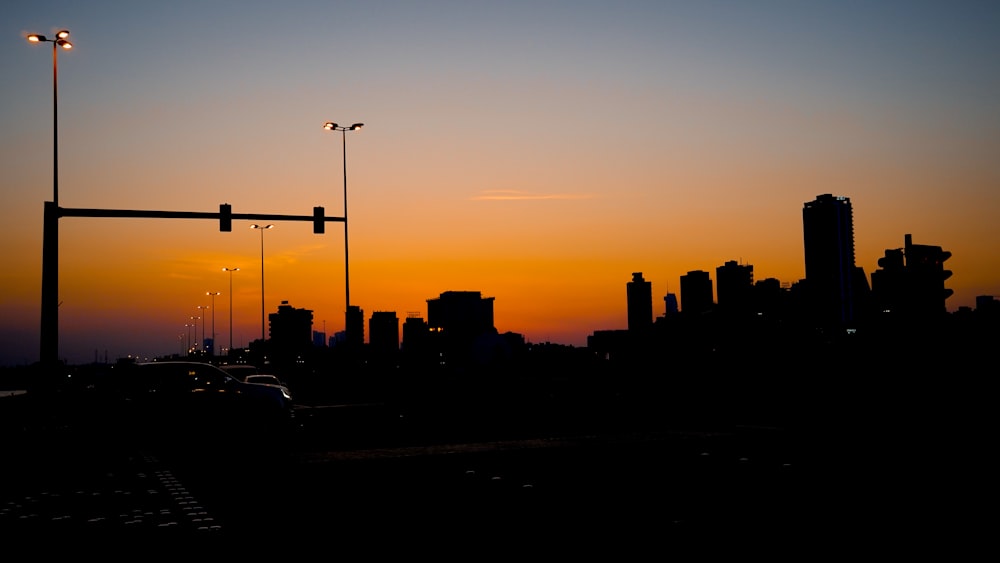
left=250, top=225, right=273, bottom=343
left=197, top=307, right=209, bottom=353
left=322, top=122, right=363, bottom=344
left=27, top=30, right=70, bottom=206
left=185, top=323, right=193, bottom=354
left=206, top=295, right=220, bottom=355
left=222, top=267, right=240, bottom=355
left=190, top=316, right=200, bottom=353
left=28, top=29, right=72, bottom=366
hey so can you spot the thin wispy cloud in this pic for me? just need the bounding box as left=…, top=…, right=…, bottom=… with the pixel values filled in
left=471, top=190, right=595, bottom=201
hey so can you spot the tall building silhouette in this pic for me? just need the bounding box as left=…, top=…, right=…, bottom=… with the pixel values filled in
left=871, top=233, right=953, bottom=322
left=268, top=300, right=313, bottom=362
left=663, top=292, right=679, bottom=316
left=346, top=305, right=365, bottom=349
left=627, top=272, right=653, bottom=333
left=680, top=270, right=713, bottom=315
left=369, top=311, right=400, bottom=354
left=715, top=260, right=754, bottom=315
left=427, top=291, right=496, bottom=369
left=802, top=194, right=856, bottom=328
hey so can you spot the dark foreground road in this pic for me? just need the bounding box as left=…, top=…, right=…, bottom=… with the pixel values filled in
left=1, top=390, right=987, bottom=555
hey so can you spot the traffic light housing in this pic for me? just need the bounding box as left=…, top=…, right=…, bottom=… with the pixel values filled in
left=219, top=203, right=232, bottom=232
left=313, top=206, right=325, bottom=234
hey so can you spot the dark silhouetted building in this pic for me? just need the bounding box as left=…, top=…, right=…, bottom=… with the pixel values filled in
left=716, top=260, right=754, bottom=315
left=400, top=313, right=435, bottom=369
left=802, top=194, right=857, bottom=329
left=627, top=272, right=653, bottom=333
left=664, top=292, right=679, bottom=316
left=268, top=300, right=313, bottom=362
left=346, top=305, right=365, bottom=350
left=312, top=330, right=326, bottom=348
left=426, top=291, right=496, bottom=370
left=871, top=233, right=953, bottom=322
left=369, top=310, right=400, bottom=358
left=680, top=270, right=714, bottom=315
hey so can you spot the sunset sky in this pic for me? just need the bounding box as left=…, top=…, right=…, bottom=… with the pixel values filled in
left=2, top=1, right=998, bottom=366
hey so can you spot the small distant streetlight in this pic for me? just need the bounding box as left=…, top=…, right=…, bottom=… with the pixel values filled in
left=207, top=292, right=221, bottom=355
left=190, top=316, right=201, bottom=352
left=322, top=121, right=363, bottom=344
left=197, top=306, right=209, bottom=352
left=250, top=224, right=273, bottom=342
left=222, top=267, right=240, bottom=354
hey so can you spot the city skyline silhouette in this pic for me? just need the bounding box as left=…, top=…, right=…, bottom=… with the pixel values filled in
left=4, top=3, right=999, bottom=366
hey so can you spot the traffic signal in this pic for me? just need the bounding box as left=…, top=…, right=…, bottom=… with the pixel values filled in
left=313, top=206, right=325, bottom=234
left=219, top=203, right=232, bottom=231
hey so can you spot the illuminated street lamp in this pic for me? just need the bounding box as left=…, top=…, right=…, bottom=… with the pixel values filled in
left=27, top=29, right=72, bottom=366
left=206, top=293, right=221, bottom=355
left=250, top=224, right=273, bottom=342
left=184, top=323, right=194, bottom=354
left=322, top=121, right=363, bottom=344
left=26, top=30, right=71, bottom=205
left=222, top=267, right=240, bottom=354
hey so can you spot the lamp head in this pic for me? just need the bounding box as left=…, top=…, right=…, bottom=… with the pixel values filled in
left=323, top=122, right=337, bottom=130
left=27, top=34, right=45, bottom=42
left=351, top=123, right=364, bottom=130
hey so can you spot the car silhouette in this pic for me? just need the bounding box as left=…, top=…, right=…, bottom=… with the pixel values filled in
left=111, top=361, right=293, bottom=442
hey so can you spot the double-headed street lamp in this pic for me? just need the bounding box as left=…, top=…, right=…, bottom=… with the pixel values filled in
left=222, top=267, right=240, bottom=354
left=26, top=30, right=71, bottom=206
left=206, top=293, right=221, bottom=355
left=322, top=122, right=363, bottom=343
left=27, top=29, right=72, bottom=366
left=250, top=225, right=273, bottom=343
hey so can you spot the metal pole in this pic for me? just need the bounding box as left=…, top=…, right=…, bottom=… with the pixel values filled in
left=39, top=39, right=62, bottom=365
left=343, top=129, right=350, bottom=317
left=259, top=229, right=265, bottom=342
left=199, top=307, right=207, bottom=352
left=52, top=41, right=59, bottom=207
left=208, top=292, right=219, bottom=355
left=229, top=271, right=234, bottom=353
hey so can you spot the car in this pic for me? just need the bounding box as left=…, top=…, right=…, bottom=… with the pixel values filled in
left=219, top=364, right=261, bottom=382
left=112, top=361, right=293, bottom=439
left=244, top=374, right=293, bottom=400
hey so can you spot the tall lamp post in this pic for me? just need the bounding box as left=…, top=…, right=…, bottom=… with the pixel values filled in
left=322, top=122, right=363, bottom=343
left=27, top=29, right=72, bottom=366
left=197, top=307, right=209, bottom=353
left=250, top=225, right=273, bottom=343
left=190, top=316, right=200, bottom=353
left=185, top=323, right=194, bottom=354
left=205, top=295, right=220, bottom=355
left=222, top=267, right=240, bottom=355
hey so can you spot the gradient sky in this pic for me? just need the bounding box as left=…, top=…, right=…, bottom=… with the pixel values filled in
left=2, top=1, right=999, bottom=366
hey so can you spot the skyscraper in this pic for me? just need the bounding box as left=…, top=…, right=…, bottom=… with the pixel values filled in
left=626, top=272, right=653, bottom=333
left=716, top=260, right=754, bottom=315
left=802, top=194, right=856, bottom=328
left=680, top=270, right=714, bottom=315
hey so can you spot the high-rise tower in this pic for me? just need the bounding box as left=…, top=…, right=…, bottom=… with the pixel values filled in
left=802, top=194, right=856, bottom=328
left=626, top=272, right=653, bottom=333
